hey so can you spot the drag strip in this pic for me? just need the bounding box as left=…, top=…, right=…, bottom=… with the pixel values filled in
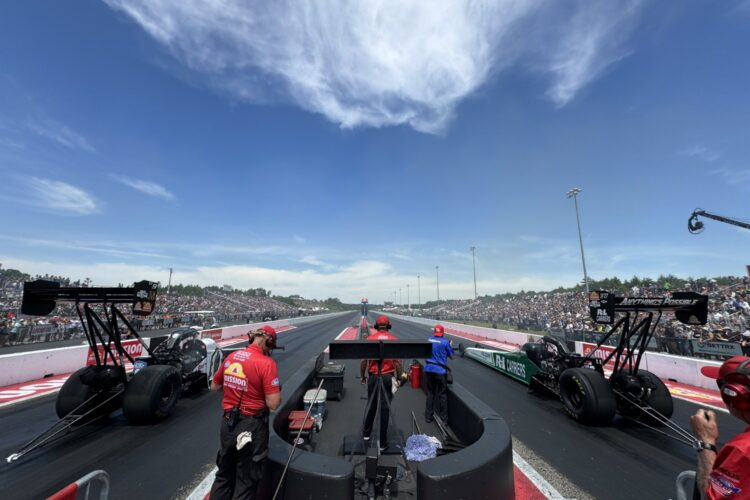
left=0, top=313, right=360, bottom=500
left=385, top=315, right=745, bottom=500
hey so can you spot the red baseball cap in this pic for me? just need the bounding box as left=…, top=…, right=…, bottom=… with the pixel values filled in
left=433, top=325, right=445, bottom=337
left=700, top=356, right=750, bottom=380
left=250, top=325, right=277, bottom=337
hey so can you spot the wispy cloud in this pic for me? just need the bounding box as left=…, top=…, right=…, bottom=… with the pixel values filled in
left=0, top=137, right=25, bottom=149
left=680, top=145, right=721, bottom=163
left=111, top=175, right=176, bottom=201
left=25, top=117, right=95, bottom=153
left=104, top=0, right=645, bottom=133
left=22, top=177, right=98, bottom=215
left=711, top=168, right=750, bottom=188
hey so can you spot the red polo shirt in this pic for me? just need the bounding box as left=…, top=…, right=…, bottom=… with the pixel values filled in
left=212, top=344, right=280, bottom=415
left=366, top=331, right=398, bottom=375
left=707, top=427, right=750, bottom=499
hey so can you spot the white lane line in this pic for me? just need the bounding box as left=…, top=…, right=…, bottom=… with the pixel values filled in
left=513, top=450, right=566, bottom=499
left=184, top=467, right=217, bottom=500
left=323, top=327, right=354, bottom=353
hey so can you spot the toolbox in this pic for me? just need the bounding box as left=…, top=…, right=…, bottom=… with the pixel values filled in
left=315, top=362, right=345, bottom=401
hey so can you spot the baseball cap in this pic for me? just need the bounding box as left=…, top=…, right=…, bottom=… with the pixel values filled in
left=700, top=356, right=750, bottom=380
left=249, top=325, right=277, bottom=338
left=433, top=324, right=445, bottom=337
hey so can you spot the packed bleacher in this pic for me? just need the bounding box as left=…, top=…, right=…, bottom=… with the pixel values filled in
left=0, top=269, right=312, bottom=348
left=411, top=276, right=750, bottom=358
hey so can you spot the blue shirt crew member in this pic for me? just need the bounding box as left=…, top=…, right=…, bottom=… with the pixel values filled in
left=424, top=325, right=454, bottom=424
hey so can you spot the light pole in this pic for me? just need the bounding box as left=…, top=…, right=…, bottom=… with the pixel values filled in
left=417, top=274, right=421, bottom=308
left=167, top=267, right=173, bottom=295
left=435, top=266, right=440, bottom=301
left=470, top=246, right=477, bottom=299
left=566, top=187, right=590, bottom=296
left=394, top=291, right=397, bottom=305
left=399, top=287, right=402, bottom=306
left=406, top=284, right=410, bottom=310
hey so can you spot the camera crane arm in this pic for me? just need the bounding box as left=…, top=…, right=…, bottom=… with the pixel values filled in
left=688, top=209, right=750, bottom=234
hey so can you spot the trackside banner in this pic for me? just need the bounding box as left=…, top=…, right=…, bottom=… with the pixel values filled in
left=691, top=340, right=743, bottom=357
left=86, top=339, right=145, bottom=365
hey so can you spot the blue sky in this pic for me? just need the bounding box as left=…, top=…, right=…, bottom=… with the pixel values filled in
left=0, top=1, right=749, bottom=303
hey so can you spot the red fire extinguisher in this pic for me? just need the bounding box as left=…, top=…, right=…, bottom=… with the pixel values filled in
left=410, top=361, right=421, bottom=389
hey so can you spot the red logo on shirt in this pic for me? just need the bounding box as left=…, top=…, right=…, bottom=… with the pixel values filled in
left=709, top=471, right=743, bottom=497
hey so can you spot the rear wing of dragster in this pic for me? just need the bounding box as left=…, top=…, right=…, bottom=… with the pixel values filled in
left=588, top=290, right=708, bottom=326
left=585, top=291, right=708, bottom=375
left=21, top=280, right=159, bottom=367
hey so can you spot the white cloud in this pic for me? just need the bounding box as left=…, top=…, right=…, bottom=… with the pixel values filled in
left=104, top=0, right=644, bottom=133
left=681, top=145, right=721, bottom=163
left=26, top=118, right=95, bottom=153
left=21, top=177, right=98, bottom=215
left=711, top=168, right=750, bottom=188
left=112, top=175, right=176, bottom=200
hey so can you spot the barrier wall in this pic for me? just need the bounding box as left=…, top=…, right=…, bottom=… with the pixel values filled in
left=0, top=312, right=349, bottom=387
left=383, top=312, right=723, bottom=392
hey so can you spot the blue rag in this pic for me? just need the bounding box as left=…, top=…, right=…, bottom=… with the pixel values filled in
left=404, top=434, right=442, bottom=462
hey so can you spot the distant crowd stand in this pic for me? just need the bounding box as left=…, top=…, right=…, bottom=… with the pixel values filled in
left=0, top=272, right=328, bottom=348
left=398, top=276, right=750, bottom=361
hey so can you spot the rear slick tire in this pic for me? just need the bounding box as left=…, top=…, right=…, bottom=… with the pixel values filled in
left=56, top=367, right=97, bottom=419
left=123, top=365, right=182, bottom=425
left=559, top=368, right=616, bottom=426
left=620, top=369, right=674, bottom=425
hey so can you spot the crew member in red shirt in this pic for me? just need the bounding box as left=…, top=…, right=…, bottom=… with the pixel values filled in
left=691, top=356, right=750, bottom=499
left=209, top=325, right=282, bottom=500
left=360, top=315, right=404, bottom=450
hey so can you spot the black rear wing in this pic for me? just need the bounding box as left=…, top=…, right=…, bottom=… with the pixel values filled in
left=22, top=280, right=158, bottom=317
left=589, top=290, right=708, bottom=325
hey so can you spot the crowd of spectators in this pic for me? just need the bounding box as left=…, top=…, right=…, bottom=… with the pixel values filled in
left=409, top=277, right=750, bottom=358
left=0, top=271, right=307, bottom=348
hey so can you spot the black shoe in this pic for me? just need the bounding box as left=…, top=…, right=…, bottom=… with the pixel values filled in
left=425, top=417, right=434, bottom=424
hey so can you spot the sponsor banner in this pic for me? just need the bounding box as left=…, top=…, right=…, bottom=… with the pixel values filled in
left=86, top=339, right=145, bottom=365
left=465, top=348, right=537, bottom=384
left=580, top=342, right=641, bottom=371
left=691, top=340, right=743, bottom=357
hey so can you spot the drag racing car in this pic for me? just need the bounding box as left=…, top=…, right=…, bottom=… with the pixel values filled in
left=460, top=291, right=708, bottom=427
left=7, top=280, right=223, bottom=463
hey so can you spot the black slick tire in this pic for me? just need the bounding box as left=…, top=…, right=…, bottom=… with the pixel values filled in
left=56, top=367, right=98, bottom=419
left=559, top=368, right=616, bottom=425
left=619, top=369, right=674, bottom=424
left=123, top=365, right=182, bottom=424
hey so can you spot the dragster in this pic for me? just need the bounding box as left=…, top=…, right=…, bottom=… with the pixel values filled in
left=459, top=291, right=709, bottom=439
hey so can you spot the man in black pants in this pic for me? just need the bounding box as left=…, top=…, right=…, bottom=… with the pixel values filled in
left=424, top=324, right=454, bottom=424
left=360, top=316, right=403, bottom=451
left=210, top=326, right=282, bottom=500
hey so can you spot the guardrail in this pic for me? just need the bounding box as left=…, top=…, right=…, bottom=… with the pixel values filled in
left=382, top=312, right=723, bottom=391
left=0, top=312, right=349, bottom=387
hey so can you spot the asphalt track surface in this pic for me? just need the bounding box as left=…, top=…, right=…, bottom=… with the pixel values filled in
left=0, top=312, right=744, bottom=499
left=0, top=313, right=357, bottom=500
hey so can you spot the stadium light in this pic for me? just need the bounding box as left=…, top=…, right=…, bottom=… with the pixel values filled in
left=417, top=274, right=421, bottom=309
left=435, top=265, right=440, bottom=301
left=470, top=246, right=477, bottom=299
left=566, top=187, right=590, bottom=296
left=406, top=284, right=410, bottom=310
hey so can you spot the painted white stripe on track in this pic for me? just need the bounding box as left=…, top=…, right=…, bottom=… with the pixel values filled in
left=513, top=450, right=566, bottom=499
left=185, top=467, right=217, bottom=500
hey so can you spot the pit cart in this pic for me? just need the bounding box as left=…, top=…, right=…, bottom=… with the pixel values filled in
left=461, top=291, right=708, bottom=432
left=6, top=280, right=223, bottom=463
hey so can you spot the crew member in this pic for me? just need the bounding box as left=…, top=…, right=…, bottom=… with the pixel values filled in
left=424, top=324, right=454, bottom=424
left=360, top=315, right=403, bottom=449
left=210, top=325, right=282, bottom=500
left=690, top=356, right=750, bottom=499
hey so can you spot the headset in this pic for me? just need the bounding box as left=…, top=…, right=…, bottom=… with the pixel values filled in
left=720, top=359, right=750, bottom=412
